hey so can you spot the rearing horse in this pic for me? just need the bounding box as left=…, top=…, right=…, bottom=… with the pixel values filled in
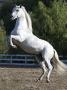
left=10, top=5, right=67, bottom=82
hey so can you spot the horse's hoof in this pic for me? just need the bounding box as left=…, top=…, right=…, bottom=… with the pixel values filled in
left=46, top=79, right=50, bottom=83
left=12, top=45, right=17, bottom=48
left=35, top=78, right=41, bottom=82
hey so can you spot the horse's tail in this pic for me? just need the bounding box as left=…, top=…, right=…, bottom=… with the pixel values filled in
left=53, top=49, right=67, bottom=75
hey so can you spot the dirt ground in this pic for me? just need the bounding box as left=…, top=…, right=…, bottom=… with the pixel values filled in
left=0, top=67, right=67, bottom=90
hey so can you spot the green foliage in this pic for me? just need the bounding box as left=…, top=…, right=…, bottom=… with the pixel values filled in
left=0, top=28, right=8, bottom=54
left=31, top=1, right=67, bottom=55
left=0, top=1, right=15, bottom=35
left=0, top=0, right=67, bottom=55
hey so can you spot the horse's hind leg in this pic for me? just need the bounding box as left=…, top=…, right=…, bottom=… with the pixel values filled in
left=43, top=57, right=53, bottom=82
left=38, top=61, right=47, bottom=81
left=42, top=48, right=54, bottom=82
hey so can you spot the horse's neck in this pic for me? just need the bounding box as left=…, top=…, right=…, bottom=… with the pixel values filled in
left=14, top=17, right=28, bottom=31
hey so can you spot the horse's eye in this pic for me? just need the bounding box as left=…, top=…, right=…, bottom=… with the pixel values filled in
left=16, top=9, right=19, bottom=12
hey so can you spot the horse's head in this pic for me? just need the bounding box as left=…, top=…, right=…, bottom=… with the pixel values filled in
left=11, top=5, right=33, bottom=33
left=11, top=5, right=25, bottom=20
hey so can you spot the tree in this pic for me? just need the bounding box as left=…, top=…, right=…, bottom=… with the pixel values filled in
left=0, top=0, right=67, bottom=55
left=31, top=0, right=67, bottom=55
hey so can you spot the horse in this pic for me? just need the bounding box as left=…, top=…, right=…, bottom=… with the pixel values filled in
left=10, top=5, right=67, bottom=82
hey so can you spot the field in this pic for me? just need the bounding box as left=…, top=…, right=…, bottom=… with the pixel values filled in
left=0, top=67, right=67, bottom=90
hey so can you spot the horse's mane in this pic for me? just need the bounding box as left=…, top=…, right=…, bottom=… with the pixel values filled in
left=22, top=7, right=33, bottom=32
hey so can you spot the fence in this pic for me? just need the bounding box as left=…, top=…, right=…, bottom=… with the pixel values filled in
left=0, top=54, right=38, bottom=67
left=0, top=54, right=67, bottom=67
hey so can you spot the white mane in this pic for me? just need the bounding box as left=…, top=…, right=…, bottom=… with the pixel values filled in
left=21, top=6, right=33, bottom=32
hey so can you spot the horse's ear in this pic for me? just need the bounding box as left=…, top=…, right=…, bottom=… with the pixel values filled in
left=20, top=4, right=22, bottom=8
left=21, top=6, right=25, bottom=10
left=15, top=5, right=20, bottom=8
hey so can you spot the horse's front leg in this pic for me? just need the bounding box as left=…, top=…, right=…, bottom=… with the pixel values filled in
left=10, top=35, right=21, bottom=48
left=10, top=36, right=17, bottom=48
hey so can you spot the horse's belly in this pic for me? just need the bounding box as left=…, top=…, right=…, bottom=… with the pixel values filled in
left=19, top=41, right=43, bottom=54
left=23, top=47, right=40, bottom=54
left=20, top=44, right=41, bottom=54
